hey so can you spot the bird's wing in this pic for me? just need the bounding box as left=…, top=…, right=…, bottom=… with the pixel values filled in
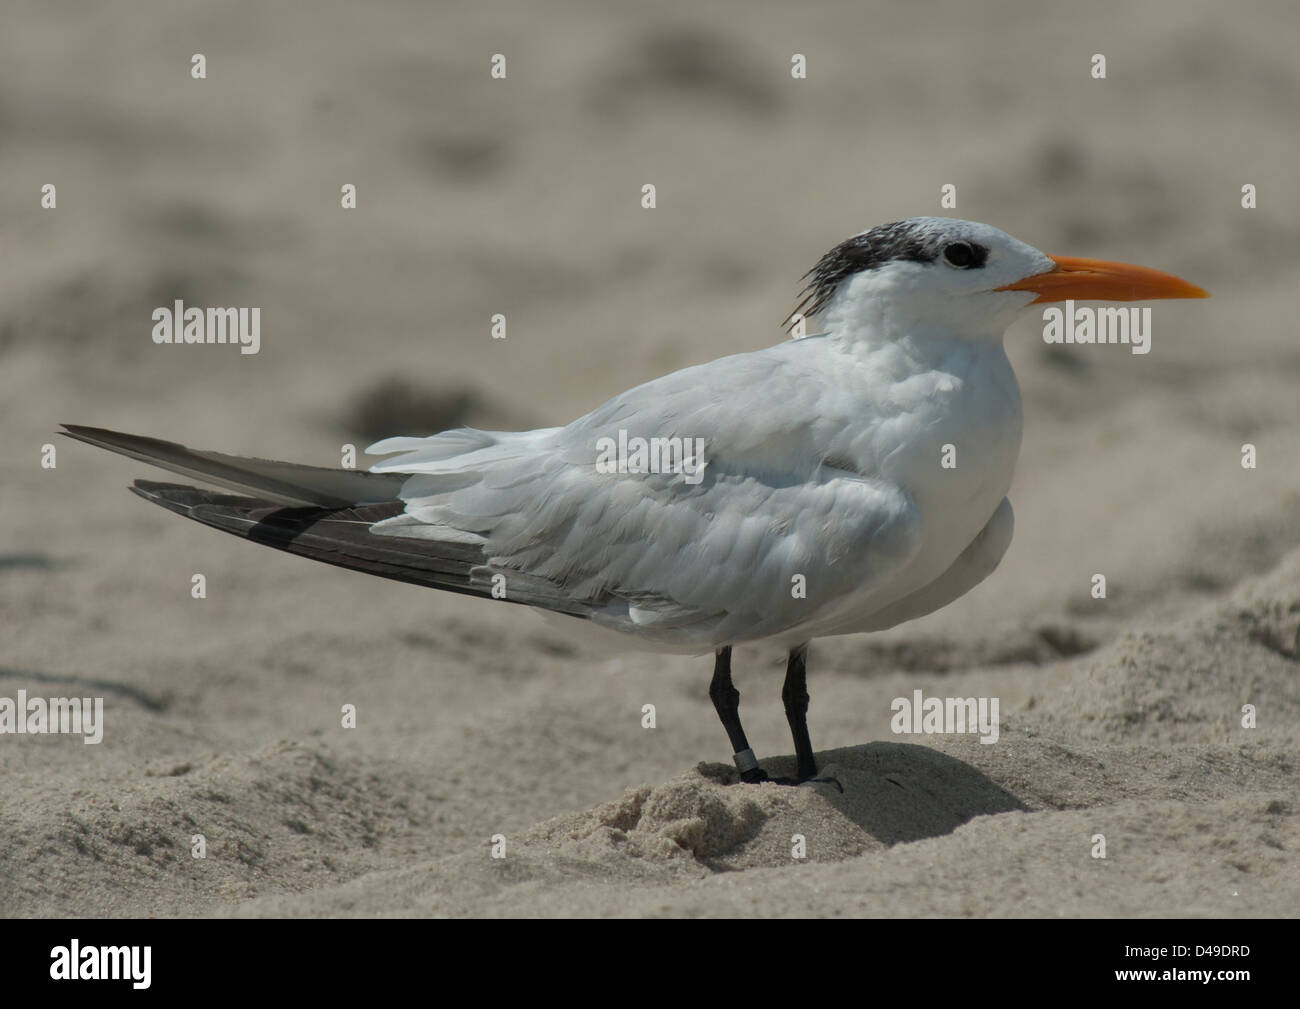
left=61, top=424, right=405, bottom=507
left=369, top=339, right=923, bottom=647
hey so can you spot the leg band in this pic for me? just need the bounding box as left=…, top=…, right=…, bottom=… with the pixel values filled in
left=732, top=747, right=759, bottom=773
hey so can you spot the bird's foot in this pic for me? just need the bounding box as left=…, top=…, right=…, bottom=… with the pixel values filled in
left=736, top=762, right=844, bottom=793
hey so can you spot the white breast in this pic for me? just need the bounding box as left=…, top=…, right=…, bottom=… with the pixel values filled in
left=795, top=333, right=1023, bottom=639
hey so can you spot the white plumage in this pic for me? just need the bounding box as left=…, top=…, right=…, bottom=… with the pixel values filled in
left=364, top=219, right=1045, bottom=652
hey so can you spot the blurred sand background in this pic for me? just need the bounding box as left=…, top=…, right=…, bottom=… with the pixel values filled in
left=1, top=0, right=1298, bottom=916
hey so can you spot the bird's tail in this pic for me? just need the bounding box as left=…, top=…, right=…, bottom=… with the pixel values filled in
left=127, top=480, right=527, bottom=603
left=59, top=425, right=593, bottom=616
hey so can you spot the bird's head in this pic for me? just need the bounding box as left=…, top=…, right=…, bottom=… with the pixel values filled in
left=792, top=217, right=1208, bottom=338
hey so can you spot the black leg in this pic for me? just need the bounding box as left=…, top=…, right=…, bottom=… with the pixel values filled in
left=709, top=647, right=768, bottom=783
left=782, top=643, right=817, bottom=780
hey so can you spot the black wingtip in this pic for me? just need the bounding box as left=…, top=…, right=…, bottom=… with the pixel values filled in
left=59, top=423, right=132, bottom=446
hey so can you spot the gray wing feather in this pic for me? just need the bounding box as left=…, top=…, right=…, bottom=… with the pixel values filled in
left=62, top=424, right=404, bottom=507
left=368, top=341, right=924, bottom=647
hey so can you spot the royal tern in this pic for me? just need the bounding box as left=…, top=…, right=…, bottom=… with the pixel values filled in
left=63, top=217, right=1208, bottom=785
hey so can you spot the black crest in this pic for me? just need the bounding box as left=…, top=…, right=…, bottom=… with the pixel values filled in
left=787, top=219, right=976, bottom=324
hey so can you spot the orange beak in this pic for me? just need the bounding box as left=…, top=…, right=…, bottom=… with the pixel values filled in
left=996, top=255, right=1210, bottom=304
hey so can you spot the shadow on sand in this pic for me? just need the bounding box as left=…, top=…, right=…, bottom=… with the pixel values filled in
left=702, top=740, right=1027, bottom=846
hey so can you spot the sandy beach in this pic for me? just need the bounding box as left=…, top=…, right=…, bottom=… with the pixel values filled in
left=1, top=0, right=1297, bottom=917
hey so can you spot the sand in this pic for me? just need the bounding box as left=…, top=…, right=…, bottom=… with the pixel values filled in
left=1, top=0, right=1298, bottom=917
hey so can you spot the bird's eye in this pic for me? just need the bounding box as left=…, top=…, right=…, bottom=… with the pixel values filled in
left=943, top=242, right=975, bottom=268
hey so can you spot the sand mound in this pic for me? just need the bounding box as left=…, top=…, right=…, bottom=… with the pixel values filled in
left=523, top=744, right=1026, bottom=870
